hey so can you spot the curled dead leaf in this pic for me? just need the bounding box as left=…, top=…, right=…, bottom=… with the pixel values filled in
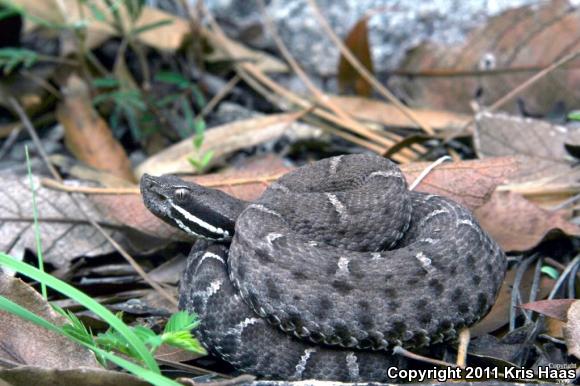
left=394, top=0, right=580, bottom=115
left=57, top=75, right=135, bottom=182
left=519, top=299, right=576, bottom=321
left=474, top=191, right=580, bottom=251
left=0, top=273, right=98, bottom=369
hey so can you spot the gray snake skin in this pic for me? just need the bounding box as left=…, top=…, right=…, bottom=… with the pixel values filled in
left=141, top=154, right=507, bottom=382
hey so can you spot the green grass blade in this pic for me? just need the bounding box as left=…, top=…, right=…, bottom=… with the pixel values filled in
left=0, top=253, right=159, bottom=372
left=24, top=145, right=47, bottom=299
left=0, top=296, right=180, bottom=386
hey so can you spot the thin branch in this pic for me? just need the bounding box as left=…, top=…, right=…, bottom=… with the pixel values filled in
left=10, top=97, right=178, bottom=306
left=450, top=50, right=580, bottom=138
left=393, top=346, right=457, bottom=368
left=307, top=0, right=434, bottom=135
left=194, top=1, right=416, bottom=162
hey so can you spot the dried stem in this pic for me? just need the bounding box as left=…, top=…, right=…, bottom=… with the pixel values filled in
left=306, top=0, right=434, bottom=135
left=10, top=97, right=178, bottom=306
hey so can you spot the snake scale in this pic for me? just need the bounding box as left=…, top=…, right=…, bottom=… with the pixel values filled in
left=141, top=154, right=507, bottom=382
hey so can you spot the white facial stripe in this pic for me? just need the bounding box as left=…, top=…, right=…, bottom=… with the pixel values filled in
left=171, top=202, right=228, bottom=237
left=174, top=217, right=199, bottom=237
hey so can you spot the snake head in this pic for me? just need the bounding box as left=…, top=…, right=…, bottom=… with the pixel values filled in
left=140, top=173, right=247, bottom=241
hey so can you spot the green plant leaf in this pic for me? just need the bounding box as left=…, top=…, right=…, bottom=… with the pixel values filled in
left=154, top=71, right=190, bottom=89
left=0, top=253, right=159, bottom=372
left=124, top=0, right=145, bottom=22
left=541, top=266, right=560, bottom=280
left=25, top=146, right=46, bottom=299
left=0, top=6, right=18, bottom=21
left=0, top=48, right=38, bottom=74
left=0, top=296, right=180, bottom=386
left=568, top=111, right=580, bottom=121
left=84, top=0, right=107, bottom=22
left=162, top=330, right=206, bottom=354
left=200, top=150, right=214, bottom=169
left=92, top=76, right=120, bottom=88
left=132, top=19, right=173, bottom=36
left=164, top=311, right=199, bottom=333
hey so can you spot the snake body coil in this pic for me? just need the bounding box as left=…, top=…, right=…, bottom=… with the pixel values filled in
left=141, top=154, right=506, bottom=382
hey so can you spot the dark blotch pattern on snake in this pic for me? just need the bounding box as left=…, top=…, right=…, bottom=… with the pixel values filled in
left=140, top=154, right=506, bottom=382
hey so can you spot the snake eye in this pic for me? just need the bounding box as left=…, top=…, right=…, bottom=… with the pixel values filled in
left=175, top=188, right=188, bottom=201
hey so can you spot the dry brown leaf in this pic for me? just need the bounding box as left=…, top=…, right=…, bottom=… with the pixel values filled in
left=57, top=75, right=135, bottom=182
left=564, top=300, right=580, bottom=359
left=329, top=95, right=471, bottom=131
left=12, top=0, right=287, bottom=72
left=202, top=28, right=288, bottom=73
left=401, top=156, right=521, bottom=210
left=394, top=0, right=580, bottom=115
left=135, top=112, right=319, bottom=177
left=0, top=273, right=98, bottom=369
left=519, top=299, right=576, bottom=321
left=0, top=366, right=149, bottom=386
left=546, top=318, right=565, bottom=339
left=475, top=112, right=580, bottom=185
left=470, top=267, right=554, bottom=337
left=337, top=17, right=373, bottom=97
left=13, top=0, right=187, bottom=51
left=0, top=173, right=159, bottom=268
left=475, top=191, right=580, bottom=251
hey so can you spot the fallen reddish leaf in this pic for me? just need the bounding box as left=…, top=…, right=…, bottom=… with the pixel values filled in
left=475, top=191, right=580, bottom=251
left=401, top=156, right=521, bottom=210
left=329, top=95, right=471, bottom=131
left=474, top=113, right=580, bottom=186
left=519, top=299, right=576, bottom=321
left=337, top=16, right=374, bottom=97
left=393, top=0, right=580, bottom=115
left=57, top=75, right=135, bottom=182
left=0, top=273, right=98, bottom=369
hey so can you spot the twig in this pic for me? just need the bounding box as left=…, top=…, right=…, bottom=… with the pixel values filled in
left=393, top=346, right=457, bottom=368
left=456, top=328, right=470, bottom=368
left=196, top=74, right=241, bottom=120
left=510, top=254, right=539, bottom=330
left=451, top=50, right=580, bottom=138
left=9, top=98, right=61, bottom=179
left=409, top=155, right=452, bottom=190
left=9, top=97, right=178, bottom=306
left=195, top=2, right=415, bottom=162
left=155, top=358, right=232, bottom=379
left=0, top=124, right=22, bottom=161
left=257, top=0, right=400, bottom=156
left=41, top=172, right=289, bottom=195
left=307, top=0, right=434, bottom=135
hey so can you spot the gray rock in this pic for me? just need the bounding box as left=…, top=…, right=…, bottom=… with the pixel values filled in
left=159, top=0, right=535, bottom=77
